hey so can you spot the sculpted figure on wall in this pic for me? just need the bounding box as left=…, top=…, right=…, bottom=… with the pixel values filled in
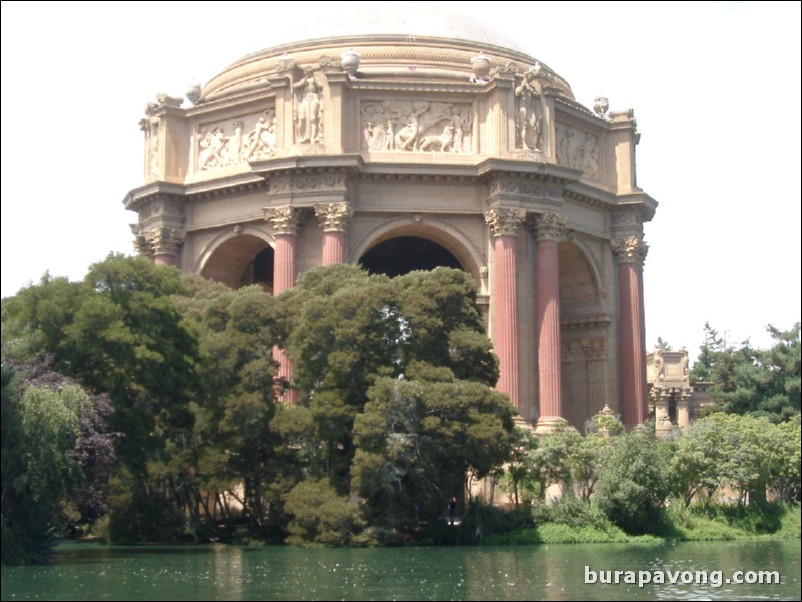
left=360, top=101, right=472, bottom=153
left=514, top=64, right=545, bottom=151
left=293, top=68, right=323, bottom=144
left=197, top=110, right=277, bottom=171
left=198, top=128, right=230, bottom=170
left=555, top=124, right=600, bottom=180
left=246, top=111, right=277, bottom=160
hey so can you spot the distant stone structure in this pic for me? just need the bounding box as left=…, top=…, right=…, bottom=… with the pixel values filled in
left=124, top=8, right=657, bottom=430
left=647, top=348, right=717, bottom=436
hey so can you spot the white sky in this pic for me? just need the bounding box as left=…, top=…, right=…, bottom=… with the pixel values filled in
left=1, top=1, right=800, bottom=361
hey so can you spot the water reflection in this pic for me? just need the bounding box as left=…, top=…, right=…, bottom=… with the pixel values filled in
left=1, top=540, right=799, bottom=601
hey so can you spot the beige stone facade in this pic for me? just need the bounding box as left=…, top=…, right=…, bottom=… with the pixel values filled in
left=124, top=15, right=657, bottom=430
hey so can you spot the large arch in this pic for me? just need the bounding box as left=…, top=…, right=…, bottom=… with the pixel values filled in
left=353, top=218, right=484, bottom=282
left=558, top=240, right=607, bottom=430
left=197, top=228, right=274, bottom=290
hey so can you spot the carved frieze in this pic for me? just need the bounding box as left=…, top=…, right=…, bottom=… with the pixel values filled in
left=555, top=124, right=600, bottom=180
left=197, top=109, right=276, bottom=171
left=361, top=100, right=473, bottom=153
left=612, top=236, right=648, bottom=264
left=565, top=337, right=606, bottom=361
left=484, top=207, right=527, bottom=238
left=315, top=202, right=352, bottom=232
left=138, top=196, right=185, bottom=221
left=264, top=206, right=303, bottom=236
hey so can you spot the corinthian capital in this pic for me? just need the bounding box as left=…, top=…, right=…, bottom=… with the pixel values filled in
left=264, top=206, right=302, bottom=236
left=146, top=227, right=185, bottom=256
left=534, top=212, right=568, bottom=241
left=314, top=202, right=353, bottom=232
left=612, top=236, right=648, bottom=264
left=484, top=207, right=527, bottom=238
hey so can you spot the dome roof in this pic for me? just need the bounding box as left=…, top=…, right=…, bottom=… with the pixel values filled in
left=252, top=5, right=525, bottom=53
left=199, top=5, right=574, bottom=102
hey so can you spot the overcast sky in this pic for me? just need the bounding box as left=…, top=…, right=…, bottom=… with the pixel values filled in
left=1, top=1, right=800, bottom=360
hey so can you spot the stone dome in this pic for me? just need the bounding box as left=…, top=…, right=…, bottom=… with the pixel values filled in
left=200, top=5, right=574, bottom=102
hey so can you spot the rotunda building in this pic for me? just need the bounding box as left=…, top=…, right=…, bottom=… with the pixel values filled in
left=124, top=8, right=657, bottom=430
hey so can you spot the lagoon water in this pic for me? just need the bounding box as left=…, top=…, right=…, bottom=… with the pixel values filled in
left=2, top=540, right=800, bottom=601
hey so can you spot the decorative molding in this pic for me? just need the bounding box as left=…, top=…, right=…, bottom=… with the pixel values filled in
left=484, top=207, right=527, bottom=238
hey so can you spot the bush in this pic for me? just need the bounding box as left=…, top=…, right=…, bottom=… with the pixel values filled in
left=284, top=479, right=368, bottom=546
left=595, top=427, right=670, bottom=535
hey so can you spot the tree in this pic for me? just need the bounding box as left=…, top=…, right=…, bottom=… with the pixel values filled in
left=699, top=323, right=801, bottom=422
left=282, top=265, right=502, bottom=493
left=1, top=359, right=115, bottom=564
left=595, top=427, right=670, bottom=534
left=351, top=362, right=515, bottom=532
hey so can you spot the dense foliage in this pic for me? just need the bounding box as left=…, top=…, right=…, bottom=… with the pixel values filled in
left=2, top=256, right=799, bottom=559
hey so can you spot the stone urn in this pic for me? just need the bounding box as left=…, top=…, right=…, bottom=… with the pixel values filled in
left=340, top=49, right=361, bottom=77
left=470, top=52, right=492, bottom=82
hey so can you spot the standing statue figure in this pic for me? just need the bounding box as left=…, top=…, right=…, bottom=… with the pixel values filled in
left=515, top=65, right=543, bottom=151
left=294, top=68, right=322, bottom=143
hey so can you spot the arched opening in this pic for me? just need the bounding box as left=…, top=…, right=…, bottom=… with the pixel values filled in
left=359, top=236, right=463, bottom=277
left=200, top=234, right=274, bottom=291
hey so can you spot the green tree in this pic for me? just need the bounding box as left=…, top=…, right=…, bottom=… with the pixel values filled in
left=701, top=323, right=800, bottom=422
left=595, top=426, right=670, bottom=534
left=1, top=359, right=115, bottom=564
left=282, top=265, right=501, bottom=493
left=351, top=362, right=515, bottom=532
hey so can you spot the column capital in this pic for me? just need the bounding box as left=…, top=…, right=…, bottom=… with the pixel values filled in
left=533, top=212, right=568, bottom=241
left=148, top=227, right=185, bottom=256
left=314, top=202, right=353, bottom=233
left=612, top=235, right=648, bottom=264
left=264, top=206, right=302, bottom=236
left=484, top=207, right=527, bottom=238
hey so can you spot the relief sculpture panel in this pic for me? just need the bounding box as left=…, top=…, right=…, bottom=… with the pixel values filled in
left=360, top=101, right=473, bottom=153
left=196, top=109, right=277, bottom=171
left=555, top=124, right=600, bottom=180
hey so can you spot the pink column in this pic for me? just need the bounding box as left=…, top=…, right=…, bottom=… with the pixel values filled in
left=534, top=213, right=567, bottom=430
left=315, top=202, right=352, bottom=265
left=265, top=207, right=301, bottom=404
left=613, top=236, right=649, bottom=426
left=485, top=208, right=526, bottom=411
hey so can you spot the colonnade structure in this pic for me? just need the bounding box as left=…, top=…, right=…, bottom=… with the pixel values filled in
left=124, top=9, right=657, bottom=430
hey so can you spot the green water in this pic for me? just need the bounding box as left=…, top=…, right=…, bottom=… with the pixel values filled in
left=2, top=540, right=800, bottom=600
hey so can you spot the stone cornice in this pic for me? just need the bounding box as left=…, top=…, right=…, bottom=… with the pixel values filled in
left=560, top=313, right=612, bottom=330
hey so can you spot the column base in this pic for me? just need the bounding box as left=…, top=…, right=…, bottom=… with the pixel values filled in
left=534, top=416, right=572, bottom=434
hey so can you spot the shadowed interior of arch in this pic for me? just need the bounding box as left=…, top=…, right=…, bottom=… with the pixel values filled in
left=358, top=236, right=463, bottom=277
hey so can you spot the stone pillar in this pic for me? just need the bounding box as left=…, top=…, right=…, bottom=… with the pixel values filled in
left=148, top=227, right=184, bottom=266
left=534, top=213, right=568, bottom=432
left=613, top=235, right=649, bottom=426
left=676, top=387, right=692, bottom=431
left=484, top=208, right=526, bottom=411
left=652, top=387, right=673, bottom=438
left=315, top=202, right=352, bottom=265
left=265, top=206, right=302, bottom=403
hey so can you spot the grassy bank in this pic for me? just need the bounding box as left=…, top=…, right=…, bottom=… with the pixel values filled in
left=479, top=502, right=801, bottom=546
